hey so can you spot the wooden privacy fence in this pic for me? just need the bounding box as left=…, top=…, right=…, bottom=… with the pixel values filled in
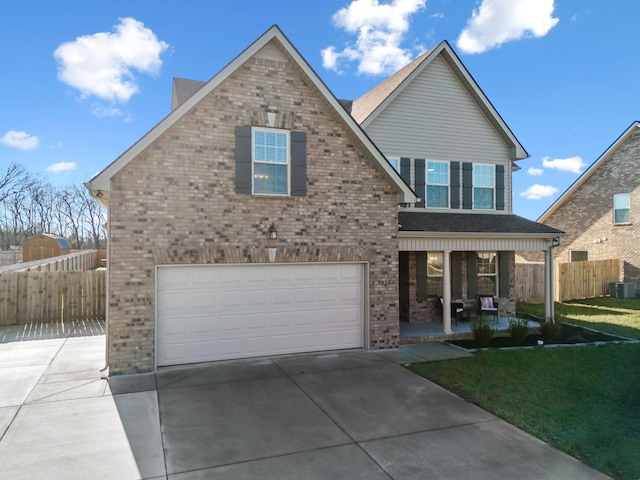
left=0, top=249, right=106, bottom=273
left=516, top=258, right=622, bottom=303
left=0, top=270, right=106, bottom=325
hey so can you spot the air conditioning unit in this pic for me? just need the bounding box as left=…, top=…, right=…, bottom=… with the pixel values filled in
left=609, top=282, right=637, bottom=299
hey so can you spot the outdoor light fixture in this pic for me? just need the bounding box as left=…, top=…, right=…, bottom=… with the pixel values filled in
left=268, top=223, right=277, bottom=239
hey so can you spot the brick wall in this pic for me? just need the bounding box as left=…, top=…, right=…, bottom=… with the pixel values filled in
left=107, top=44, right=401, bottom=374
left=543, top=129, right=640, bottom=284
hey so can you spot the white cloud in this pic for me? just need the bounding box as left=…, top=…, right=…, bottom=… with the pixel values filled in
left=322, top=0, right=426, bottom=75
left=54, top=17, right=169, bottom=103
left=91, top=105, right=124, bottom=118
left=457, top=0, right=559, bottom=54
left=520, top=184, right=558, bottom=200
left=0, top=130, right=40, bottom=150
left=542, top=155, right=586, bottom=174
left=527, top=167, right=544, bottom=176
left=46, top=162, right=77, bottom=173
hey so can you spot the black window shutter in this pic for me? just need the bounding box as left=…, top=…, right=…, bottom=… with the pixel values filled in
left=400, top=157, right=411, bottom=185
left=462, top=162, right=473, bottom=209
left=290, top=131, right=307, bottom=196
left=496, top=165, right=505, bottom=210
left=450, top=162, right=460, bottom=209
left=235, top=126, right=252, bottom=194
left=467, top=251, right=477, bottom=298
left=451, top=251, right=463, bottom=298
left=498, top=251, right=510, bottom=297
left=415, top=159, right=425, bottom=208
left=416, top=252, right=427, bottom=301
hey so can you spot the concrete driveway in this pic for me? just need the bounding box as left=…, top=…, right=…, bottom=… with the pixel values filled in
left=0, top=321, right=609, bottom=479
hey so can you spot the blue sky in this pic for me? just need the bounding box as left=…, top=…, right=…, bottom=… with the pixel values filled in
left=1, top=0, right=639, bottom=220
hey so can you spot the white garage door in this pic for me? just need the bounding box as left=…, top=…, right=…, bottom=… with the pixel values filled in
left=156, top=263, right=365, bottom=367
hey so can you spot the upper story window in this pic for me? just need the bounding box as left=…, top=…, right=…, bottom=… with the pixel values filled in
left=613, top=193, right=630, bottom=224
left=253, top=128, right=289, bottom=195
left=473, top=164, right=495, bottom=210
left=387, top=157, right=400, bottom=172
left=426, top=161, right=449, bottom=208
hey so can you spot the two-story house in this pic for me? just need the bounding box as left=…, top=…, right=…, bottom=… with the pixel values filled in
left=351, top=41, right=563, bottom=333
left=86, top=27, right=561, bottom=374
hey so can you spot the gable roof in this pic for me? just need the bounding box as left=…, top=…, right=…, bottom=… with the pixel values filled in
left=86, top=25, right=417, bottom=205
left=538, top=121, right=640, bottom=223
left=351, top=40, right=528, bottom=161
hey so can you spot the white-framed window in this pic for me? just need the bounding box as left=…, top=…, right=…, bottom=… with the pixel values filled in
left=252, top=128, right=289, bottom=195
left=613, top=193, right=630, bottom=224
left=426, top=161, right=449, bottom=208
left=477, top=252, right=497, bottom=295
left=427, top=252, right=443, bottom=297
left=387, top=157, right=400, bottom=172
left=473, top=164, right=495, bottom=210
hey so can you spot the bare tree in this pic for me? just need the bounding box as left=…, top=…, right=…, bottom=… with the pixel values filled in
left=0, top=163, right=107, bottom=250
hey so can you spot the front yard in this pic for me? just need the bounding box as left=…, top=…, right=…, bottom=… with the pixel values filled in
left=409, top=298, right=640, bottom=480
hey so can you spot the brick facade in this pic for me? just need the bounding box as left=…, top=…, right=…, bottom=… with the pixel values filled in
left=107, top=45, right=401, bottom=374
left=542, top=129, right=640, bottom=284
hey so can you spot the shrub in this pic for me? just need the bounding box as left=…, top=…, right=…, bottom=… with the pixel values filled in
left=540, top=312, right=563, bottom=343
left=471, top=314, right=495, bottom=347
left=508, top=317, right=530, bottom=345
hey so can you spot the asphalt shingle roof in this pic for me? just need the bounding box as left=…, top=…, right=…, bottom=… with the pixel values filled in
left=399, top=211, right=564, bottom=236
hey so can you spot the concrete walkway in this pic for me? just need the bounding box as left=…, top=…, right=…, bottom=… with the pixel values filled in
left=0, top=321, right=609, bottom=479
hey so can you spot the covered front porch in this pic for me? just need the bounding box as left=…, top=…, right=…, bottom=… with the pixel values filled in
left=398, top=211, right=563, bottom=336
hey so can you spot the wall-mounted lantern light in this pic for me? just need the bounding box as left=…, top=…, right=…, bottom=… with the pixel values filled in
left=268, top=223, right=277, bottom=239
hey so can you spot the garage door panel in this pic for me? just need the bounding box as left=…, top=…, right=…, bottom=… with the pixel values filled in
left=246, top=312, right=269, bottom=329
left=158, top=268, right=190, bottom=290
left=294, top=287, right=317, bottom=303
left=219, top=313, right=243, bottom=331
left=192, top=315, right=218, bottom=334
left=293, top=332, right=316, bottom=348
left=340, top=285, right=360, bottom=301
left=221, top=290, right=244, bottom=307
left=157, top=291, right=189, bottom=312
left=192, top=291, right=217, bottom=309
left=271, top=288, right=293, bottom=306
left=158, top=316, right=189, bottom=336
left=157, top=263, right=365, bottom=366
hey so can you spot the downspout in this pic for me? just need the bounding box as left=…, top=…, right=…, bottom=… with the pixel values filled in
left=544, top=237, right=561, bottom=321
left=85, top=182, right=110, bottom=374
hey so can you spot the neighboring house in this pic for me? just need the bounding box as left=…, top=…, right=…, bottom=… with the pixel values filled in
left=351, top=41, right=563, bottom=330
left=86, top=26, right=416, bottom=374
left=87, top=27, right=561, bottom=375
left=538, top=121, right=640, bottom=284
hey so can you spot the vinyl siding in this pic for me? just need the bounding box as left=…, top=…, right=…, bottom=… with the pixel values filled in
left=365, top=56, right=513, bottom=213
left=399, top=237, right=549, bottom=252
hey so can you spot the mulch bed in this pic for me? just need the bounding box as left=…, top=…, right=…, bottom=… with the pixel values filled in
left=448, top=323, right=630, bottom=350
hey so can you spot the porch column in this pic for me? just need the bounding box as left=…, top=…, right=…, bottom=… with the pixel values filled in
left=442, top=250, right=453, bottom=334
left=544, top=244, right=555, bottom=321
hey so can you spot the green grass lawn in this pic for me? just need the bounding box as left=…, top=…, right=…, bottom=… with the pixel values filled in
left=409, top=297, right=640, bottom=480
left=518, top=298, right=640, bottom=340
